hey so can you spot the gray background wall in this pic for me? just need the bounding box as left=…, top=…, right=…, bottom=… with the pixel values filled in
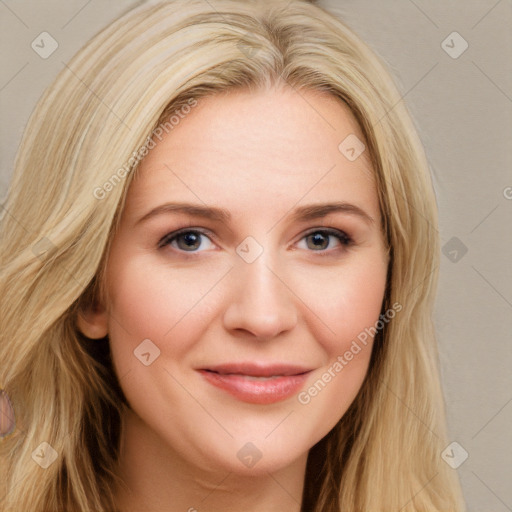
left=1, top=1, right=511, bottom=510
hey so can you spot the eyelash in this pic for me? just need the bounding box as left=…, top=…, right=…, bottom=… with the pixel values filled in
left=158, top=227, right=354, bottom=257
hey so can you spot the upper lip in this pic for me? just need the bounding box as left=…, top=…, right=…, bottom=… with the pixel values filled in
left=199, top=362, right=313, bottom=377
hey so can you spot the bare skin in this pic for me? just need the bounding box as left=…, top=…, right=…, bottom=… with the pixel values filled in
left=78, top=85, right=388, bottom=511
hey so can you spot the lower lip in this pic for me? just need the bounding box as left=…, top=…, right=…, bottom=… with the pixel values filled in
left=198, top=370, right=310, bottom=404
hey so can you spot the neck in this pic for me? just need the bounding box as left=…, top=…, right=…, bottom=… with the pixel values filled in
left=113, top=408, right=307, bottom=512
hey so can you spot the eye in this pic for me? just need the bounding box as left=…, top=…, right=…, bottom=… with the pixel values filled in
left=158, top=227, right=353, bottom=256
left=158, top=229, right=215, bottom=252
left=297, top=228, right=353, bottom=254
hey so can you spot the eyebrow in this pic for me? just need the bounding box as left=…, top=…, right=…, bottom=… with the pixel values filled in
left=135, top=201, right=375, bottom=226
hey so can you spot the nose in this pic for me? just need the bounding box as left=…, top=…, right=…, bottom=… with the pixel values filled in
left=222, top=254, right=298, bottom=340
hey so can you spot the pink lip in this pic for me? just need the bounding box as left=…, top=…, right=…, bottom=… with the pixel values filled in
left=197, top=362, right=313, bottom=405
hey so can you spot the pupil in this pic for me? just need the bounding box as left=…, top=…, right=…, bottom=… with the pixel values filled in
left=309, top=232, right=328, bottom=250
left=181, top=232, right=200, bottom=250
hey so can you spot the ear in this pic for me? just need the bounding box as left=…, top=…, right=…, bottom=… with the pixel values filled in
left=76, top=302, right=109, bottom=339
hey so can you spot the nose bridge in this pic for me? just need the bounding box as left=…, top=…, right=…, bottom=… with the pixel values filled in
left=222, top=245, right=297, bottom=339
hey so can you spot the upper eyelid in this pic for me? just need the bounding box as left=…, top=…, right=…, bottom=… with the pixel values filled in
left=158, top=227, right=216, bottom=246
left=159, top=226, right=351, bottom=249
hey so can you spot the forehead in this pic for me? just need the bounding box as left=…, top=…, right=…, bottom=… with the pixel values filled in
left=124, top=86, right=378, bottom=221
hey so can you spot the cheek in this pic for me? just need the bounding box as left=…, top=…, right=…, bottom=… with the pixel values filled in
left=295, top=251, right=388, bottom=355
left=292, top=253, right=387, bottom=414
left=102, top=254, right=224, bottom=430
left=104, top=252, right=227, bottom=368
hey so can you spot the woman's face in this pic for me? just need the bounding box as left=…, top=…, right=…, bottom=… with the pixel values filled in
left=97, top=86, right=388, bottom=475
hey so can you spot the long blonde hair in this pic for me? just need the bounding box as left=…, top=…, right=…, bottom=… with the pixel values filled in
left=0, top=1, right=465, bottom=510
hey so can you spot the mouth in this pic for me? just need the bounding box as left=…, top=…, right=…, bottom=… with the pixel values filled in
left=197, top=362, right=313, bottom=404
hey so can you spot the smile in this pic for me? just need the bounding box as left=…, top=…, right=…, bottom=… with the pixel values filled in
left=197, top=362, right=313, bottom=405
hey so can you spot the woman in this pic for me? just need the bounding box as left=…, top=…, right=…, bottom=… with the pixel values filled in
left=0, top=0, right=466, bottom=510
